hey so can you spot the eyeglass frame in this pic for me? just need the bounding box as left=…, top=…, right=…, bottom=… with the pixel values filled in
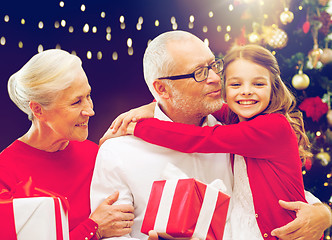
left=157, top=59, right=224, bottom=83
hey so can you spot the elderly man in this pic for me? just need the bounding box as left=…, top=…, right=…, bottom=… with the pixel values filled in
left=91, top=30, right=331, bottom=240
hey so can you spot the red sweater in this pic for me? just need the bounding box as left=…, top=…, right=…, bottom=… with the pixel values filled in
left=134, top=112, right=307, bottom=239
left=0, top=140, right=99, bottom=240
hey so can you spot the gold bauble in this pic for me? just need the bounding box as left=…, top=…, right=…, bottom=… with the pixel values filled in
left=316, top=149, right=331, bottom=166
left=308, top=44, right=323, bottom=68
left=265, top=26, right=288, bottom=49
left=292, top=70, right=310, bottom=90
left=280, top=8, right=294, bottom=25
left=320, top=48, right=332, bottom=65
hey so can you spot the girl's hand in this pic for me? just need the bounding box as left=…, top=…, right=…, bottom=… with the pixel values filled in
left=99, top=122, right=137, bottom=146
left=99, top=101, right=156, bottom=146
left=110, top=101, right=156, bottom=134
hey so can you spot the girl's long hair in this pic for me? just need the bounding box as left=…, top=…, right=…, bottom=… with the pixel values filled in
left=221, top=44, right=312, bottom=160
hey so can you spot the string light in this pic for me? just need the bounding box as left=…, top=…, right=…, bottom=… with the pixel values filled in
left=0, top=37, right=6, bottom=45
left=81, top=4, right=86, bottom=12
left=18, top=41, right=23, bottom=48
left=112, top=51, right=118, bottom=60
left=38, top=44, right=43, bottom=52
left=4, top=15, right=9, bottom=22
left=38, top=21, right=44, bottom=29
left=97, top=51, right=102, bottom=60
left=138, top=16, right=143, bottom=24
left=204, top=38, right=209, bottom=46
left=101, top=12, right=106, bottom=18
left=83, top=23, right=89, bottom=33
left=189, top=15, right=195, bottom=23
left=87, top=51, right=92, bottom=59
left=92, top=26, right=97, bottom=33
left=208, top=11, right=214, bottom=18
left=127, top=38, right=132, bottom=48
left=21, top=19, right=25, bottom=25
left=172, top=22, right=178, bottom=30
left=229, top=4, right=234, bottom=11
left=59, top=1, right=64, bottom=7
left=61, top=20, right=66, bottom=27
left=203, top=26, right=208, bottom=33
left=128, top=47, right=134, bottom=56
left=106, top=33, right=111, bottom=41
left=54, top=21, right=60, bottom=28
left=68, top=26, right=74, bottom=33
left=217, top=25, right=222, bottom=32
left=155, top=20, right=159, bottom=27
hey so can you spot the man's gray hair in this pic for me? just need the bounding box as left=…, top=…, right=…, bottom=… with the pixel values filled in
left=143, top=30, right=197, bottom=101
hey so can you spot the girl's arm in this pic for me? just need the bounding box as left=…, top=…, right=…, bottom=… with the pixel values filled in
left=99, top=101, right=156, bottom=146
left=134, top=113, right=296, bottom=159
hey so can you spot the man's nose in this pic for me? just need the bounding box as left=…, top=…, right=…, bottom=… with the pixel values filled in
left=206, top=69, right=221, bottom=84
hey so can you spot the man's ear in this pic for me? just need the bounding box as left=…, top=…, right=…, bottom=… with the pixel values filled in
left=153, top=80, right=170, bottom=99
left=29, top=101, right=45, bottom=121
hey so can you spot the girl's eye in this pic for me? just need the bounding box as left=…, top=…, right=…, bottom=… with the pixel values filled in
left=254, top=82, right=265, bottom=86
left=229, top=83, right=240, bottom=87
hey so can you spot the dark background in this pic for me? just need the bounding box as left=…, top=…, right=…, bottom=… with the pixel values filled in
left=0, top=0, right=242, bottom=149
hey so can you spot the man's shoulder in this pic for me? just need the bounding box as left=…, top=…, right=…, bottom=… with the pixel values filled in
left=100, top=135, right=146, bottom=150
left=205, top=114, right=223, bottom=126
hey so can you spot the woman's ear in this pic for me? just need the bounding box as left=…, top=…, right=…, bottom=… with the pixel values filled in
left=29, top=101, right=45, bottom=121
left=153, top=80, right=170, bottom=99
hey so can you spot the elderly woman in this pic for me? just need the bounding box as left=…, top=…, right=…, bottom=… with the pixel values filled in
left=0, top=49, right=134, bottom=240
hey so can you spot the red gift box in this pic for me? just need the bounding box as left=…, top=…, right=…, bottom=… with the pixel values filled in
left=0, top=178, right=70, bottom=240
left=141, top=178, right=230, bottom=240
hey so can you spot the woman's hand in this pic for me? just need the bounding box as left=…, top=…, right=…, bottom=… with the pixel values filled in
left=90, top=191, right=135, bottom=238
left=99, top=101, right=156, bottom=146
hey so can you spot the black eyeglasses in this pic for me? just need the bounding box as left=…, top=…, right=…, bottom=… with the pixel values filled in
left=158, top=59, right=223, bottom=82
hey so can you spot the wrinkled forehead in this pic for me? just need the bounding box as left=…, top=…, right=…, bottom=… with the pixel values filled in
left=168, top=37, right=215, bottom=72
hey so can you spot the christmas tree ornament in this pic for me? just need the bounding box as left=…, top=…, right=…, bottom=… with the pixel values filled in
left=302, top=21, right=310, bottom=34
left=280, top=8, right=294, bottom=25
left=320, top=48, right=332, bottom=64
left=327, top=109, right=332, bottom=126
left=316, top=148, right=331, bottom=166
left=308, top=43, right=323, bottom=68
left=292, top=64, right=310, bottom=90
left=264, top=25, right=288, bottom=49
left=304, top=158, right=313, bottom=171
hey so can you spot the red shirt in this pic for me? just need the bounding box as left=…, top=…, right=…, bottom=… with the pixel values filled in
left=134, top=111, right=307, bottom=239
left=0, top=140, right=99, bottom=240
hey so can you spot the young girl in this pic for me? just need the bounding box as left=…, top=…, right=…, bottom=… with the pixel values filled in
left=106, top=44, right=312, bottom=239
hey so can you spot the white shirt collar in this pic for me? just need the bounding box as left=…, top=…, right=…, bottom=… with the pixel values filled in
left=154, top=102, right=218, bottom=127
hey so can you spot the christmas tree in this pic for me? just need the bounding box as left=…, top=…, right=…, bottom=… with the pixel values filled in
left=228, top=0, right=332, bottom=237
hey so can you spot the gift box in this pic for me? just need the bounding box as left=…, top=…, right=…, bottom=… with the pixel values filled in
left=0, top=178, right=70, bottom=240
left=141, top=178, right=230, bottom=240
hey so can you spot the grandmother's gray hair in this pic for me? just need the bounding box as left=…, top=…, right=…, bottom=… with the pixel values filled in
left=8, top=49, right=82, bottom=121
left=143, top=30, right=197, bottom=101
